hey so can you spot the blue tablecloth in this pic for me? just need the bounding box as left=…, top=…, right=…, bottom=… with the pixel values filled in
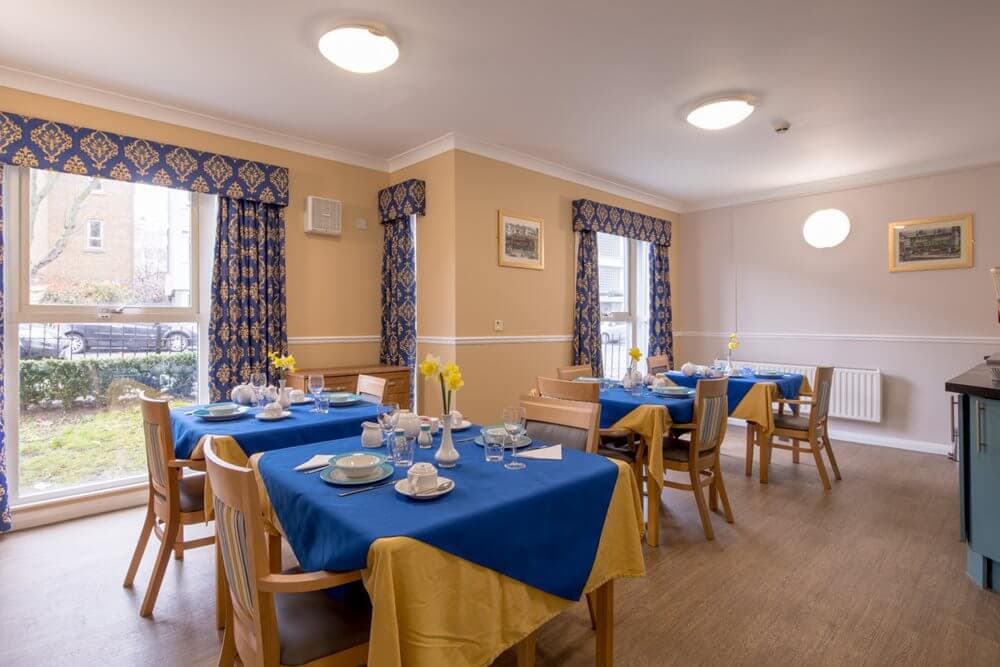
left=664, top=371, right=804, bottom=412
left=171, top=402, right=380, bottom=458
left=257, top=429, right=619, bottom=601
left=599, top=387, right=694, bottom=428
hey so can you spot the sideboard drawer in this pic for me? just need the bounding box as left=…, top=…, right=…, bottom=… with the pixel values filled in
left=287, top=365, right=412, bottom=407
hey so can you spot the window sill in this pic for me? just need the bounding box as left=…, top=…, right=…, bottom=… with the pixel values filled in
left=10, top=481, right=148, bottom=532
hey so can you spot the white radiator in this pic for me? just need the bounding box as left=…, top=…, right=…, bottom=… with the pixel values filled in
left=714, top=359, right=882, bottom=423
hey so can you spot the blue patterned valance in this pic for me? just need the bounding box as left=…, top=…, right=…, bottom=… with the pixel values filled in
left=378, top=178, right=426, bottom=223
left=0, top=112, right=289, bottom=206
left=572, top=199, right=671, bottom=246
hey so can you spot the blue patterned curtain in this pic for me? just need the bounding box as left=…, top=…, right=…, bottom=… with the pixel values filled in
left=0, top=167, right=9, bottom=532
left=572, top=231, right=603, bottom=376
left=378, top=179, right=425, bottom=222
left=209, top=198, right=288, bottom=401
left=379, top=215, right=416, bottom=370
left=649, top=243, right=674, bottom=368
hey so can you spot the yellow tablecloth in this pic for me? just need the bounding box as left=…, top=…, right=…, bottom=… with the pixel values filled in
left=247, top=456, right=644, bottom=666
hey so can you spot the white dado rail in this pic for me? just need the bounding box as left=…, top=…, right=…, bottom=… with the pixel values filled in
left=715, top=359, right=882, bottom=423
left=676, top=331, right=1000, bottom=345
left=288, top=335, right=574, bottom=345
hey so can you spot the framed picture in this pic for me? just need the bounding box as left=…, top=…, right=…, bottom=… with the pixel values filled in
left=888, top=214, right=973, bottom=273
left=498, top=210, right=544, bottom=270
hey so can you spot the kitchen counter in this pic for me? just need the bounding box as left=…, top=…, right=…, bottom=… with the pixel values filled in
left=945, top=363, right=1000, bottom=400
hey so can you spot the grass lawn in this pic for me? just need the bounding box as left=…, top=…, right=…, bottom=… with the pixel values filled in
left=19, top=400, right=191, bottom=496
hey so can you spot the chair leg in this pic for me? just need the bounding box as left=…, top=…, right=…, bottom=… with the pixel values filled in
left=585, top=592, right=598, bottom=630
left=594, top=580, right=614, bottom=667
left=745, top=424, right=755, bottom=477
left=792, top=439, right=800, bottom=464
left=140, top=517, right=179, bottom=617
left=218, top=600, right=237, bottom=667
left=714, top=462, right=734, bottom=523
left=515, top=631, right=536, bottom=667
left=760, top=433, right=773, bottom=484
left=215, top=542, right=227, bottom=630
left=647, top=473, right=661, bottom=548
left=809, top=433, right=832, bottom=490
left=823, top=432, right=842, bottom=480
left=173, top=523, right=185, bottom=560
left=689, top=466, right=714, bottom=541
left=124, top=501, right=154, bottom=587
left=709, top=475, right=719, bottom=511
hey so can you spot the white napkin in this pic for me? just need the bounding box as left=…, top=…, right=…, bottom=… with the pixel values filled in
left=294, top=455, right=333, bottom=471
left=518, top=445, right=563, bottom=460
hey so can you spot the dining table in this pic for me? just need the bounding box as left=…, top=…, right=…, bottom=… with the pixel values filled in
left=597, top=370, right=810, bottom=546
left=250, top=427, right=646, bottom=666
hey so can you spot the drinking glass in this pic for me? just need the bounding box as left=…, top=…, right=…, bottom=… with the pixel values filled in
left=307, top=374, right=325, bottom=412
left=503, top=406, right=527, bottom=470
left=249, top=372, right=267, bottom=408
left=378, top=403, right=400, bottom=449
left=392, top=433, right=415, bottom=468
left=315, top=395, right=330, bottom=414
left=484, top=429, right=504, bottom=463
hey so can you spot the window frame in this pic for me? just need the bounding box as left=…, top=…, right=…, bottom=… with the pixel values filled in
left=596, top=232, right=650, bottom=376
left=85, top=218, right=104, bottom=251
left=3, top=166, right=213, bottom=506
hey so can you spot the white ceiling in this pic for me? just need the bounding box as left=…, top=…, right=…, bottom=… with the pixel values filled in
left=3, top=0, right=1000, bottom=210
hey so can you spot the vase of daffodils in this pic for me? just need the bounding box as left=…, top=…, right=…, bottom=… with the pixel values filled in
left=268, top=352, right=297, bottom=408
left=725, top=333, right=738, bottom=375
left=419, top=354, right=465, bottom=468
left=623, top=346, right=644, bottom=393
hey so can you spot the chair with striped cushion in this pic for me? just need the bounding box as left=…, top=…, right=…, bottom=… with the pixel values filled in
left=205, top=437, right=372, bottom=667
left=124, top=391, right=216, bottom=618
left=661, top=377, right=734, bottom=541
left=759, top=366, right=841, bottom=490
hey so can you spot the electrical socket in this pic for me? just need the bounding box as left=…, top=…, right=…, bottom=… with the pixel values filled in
left=493, top=319, right=504, bottom=332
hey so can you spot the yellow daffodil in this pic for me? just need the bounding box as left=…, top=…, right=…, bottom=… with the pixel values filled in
left=628, top=346, right=642, bottom=362
left=445, top=371, right=464, bottom=392
left=419, top=354, right=442, bottom=377
left=728, top=333, right=739, bottom=351
left=443, top=361, right=460, bottom=377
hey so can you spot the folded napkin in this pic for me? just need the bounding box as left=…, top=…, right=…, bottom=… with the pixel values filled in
left=518, top=445, right=562, bottom=460
left=294, top=454, right=334, bottom=471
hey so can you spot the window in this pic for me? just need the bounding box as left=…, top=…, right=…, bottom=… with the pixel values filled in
left=4, top=167, right=214, bottom=503
left=86, top=219, right=104, bottom=250
left=596, top=232, right=650, bottom=379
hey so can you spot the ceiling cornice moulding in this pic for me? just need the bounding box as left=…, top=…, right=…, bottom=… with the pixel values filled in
left=0, top=65, right=388, bottom=172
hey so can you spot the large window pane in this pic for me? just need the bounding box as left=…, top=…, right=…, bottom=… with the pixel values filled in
left=27, top=169, right=193, bottom=307
left=17, top=322, right=198, bottom=498
left=597, top=232, right=628, bottom=316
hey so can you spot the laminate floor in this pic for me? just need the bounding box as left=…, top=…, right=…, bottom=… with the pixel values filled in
left=2, top=429, right=998, bottom=666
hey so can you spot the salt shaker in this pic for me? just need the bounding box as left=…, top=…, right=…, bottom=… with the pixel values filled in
left=417, top=422, right=433, bottom=449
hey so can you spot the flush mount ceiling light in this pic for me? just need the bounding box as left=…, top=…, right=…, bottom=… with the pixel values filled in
left=803, top=209, right=851, bottom=248
left=686, top=95, right=756, bottom=130
left=318, top=23, right=399, bottom=73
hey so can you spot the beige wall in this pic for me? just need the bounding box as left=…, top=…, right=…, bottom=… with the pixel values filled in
left=0, top=86, right=388, bottom=367
left=403, top=150, right=677, bottom=423
left=675, top=164, right=1000, bottom=451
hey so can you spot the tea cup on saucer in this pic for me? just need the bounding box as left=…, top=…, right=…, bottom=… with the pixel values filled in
left=407, top=462, right=438, bottom=494
left=262, top=401, right=283, bottom=418
left=289, top=389, right=306, bottom=403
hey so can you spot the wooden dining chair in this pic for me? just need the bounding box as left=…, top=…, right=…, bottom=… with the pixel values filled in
left=205, top=437, right=373, bottom=667
left=535, top=376, right=645, bottom=482
left=519, top=396, right=600, bottom=453
left=556, top=364, right=595, bottom=381
left=647, top=354, right=671, bottom=375
left=758, top=366, right=841, bottom=490
left=356, top=374, right=387, bottom=403
left=661, top=378, right=733, bottom=541
left=124, top=391, right=216, bottom=618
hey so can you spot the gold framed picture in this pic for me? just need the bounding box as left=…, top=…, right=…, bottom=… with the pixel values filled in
left=498, top=210, right=544, bottom=270
left=888, top=214, right=973, bottom=272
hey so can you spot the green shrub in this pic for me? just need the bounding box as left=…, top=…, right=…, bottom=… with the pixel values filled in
left=19, top=352, right=197, bottom=408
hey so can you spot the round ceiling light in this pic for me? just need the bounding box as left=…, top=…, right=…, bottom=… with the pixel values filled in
left=803, top=209, right=851, bottom=248
left=318, top=23, right=399, bottom=73
left=686, top=96, right=756, bottom=130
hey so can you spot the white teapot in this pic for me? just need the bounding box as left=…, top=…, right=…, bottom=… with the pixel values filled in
left=397, top=410, right=422, bottom=438
left=680, top=362, right=696, bottom=377
left=230, top=383, right=256, bottom=406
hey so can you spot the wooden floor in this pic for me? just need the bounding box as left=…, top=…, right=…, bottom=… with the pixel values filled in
left=2, top=429, right=999, bottom=666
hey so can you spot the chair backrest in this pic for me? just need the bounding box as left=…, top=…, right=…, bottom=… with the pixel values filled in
left=810, top=366, right=835, bottom=428
left=519, top=396, right=600, bottom=453
left=557, top=364, right=594, bottom=381
left=692, top=378, right=729, bottom=453
left=357, top=374, right=387, bottom=403
left=139, top=391, right=176, bottom=499
left=647, top=354, right=671, bottom=375
left=204, top=437, right=277, bottom=666
left=536, top=376, right=599, bottom=404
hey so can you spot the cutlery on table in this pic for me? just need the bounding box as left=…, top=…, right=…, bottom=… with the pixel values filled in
left=415, top=480, right=453, bottom=496
left=338, top=480, right=395, bottom=497
left=303, top=466, right=327, bottom=474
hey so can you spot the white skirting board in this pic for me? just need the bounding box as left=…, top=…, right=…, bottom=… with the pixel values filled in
left=727, top=419, right=951, bottom=456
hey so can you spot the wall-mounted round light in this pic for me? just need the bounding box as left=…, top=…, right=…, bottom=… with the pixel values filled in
left=803, top=209, right=851, bottom=248
left=686, top=96, right=756, bottom=130
left=318, top=23, right=399, bottom=73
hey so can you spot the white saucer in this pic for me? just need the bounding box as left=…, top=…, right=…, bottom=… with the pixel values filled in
left=451, top=420, right=473, bottom=431
left=394, top=477, right=454, bottom=500
left=255, top=410, right=292, bottom=421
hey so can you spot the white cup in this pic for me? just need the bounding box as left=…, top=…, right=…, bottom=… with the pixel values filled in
left=407, top=462, right=438, bottom=494
left=450, top=411, right=463, bottom=427
left=289, top=389, right=305, bottom=403
left=263, top=401, right=283, bottom=418
left=421, top=417, right=440, bottom=433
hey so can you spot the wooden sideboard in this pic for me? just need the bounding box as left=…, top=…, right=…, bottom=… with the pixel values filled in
left=286, top=364, right=412, bottom=407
